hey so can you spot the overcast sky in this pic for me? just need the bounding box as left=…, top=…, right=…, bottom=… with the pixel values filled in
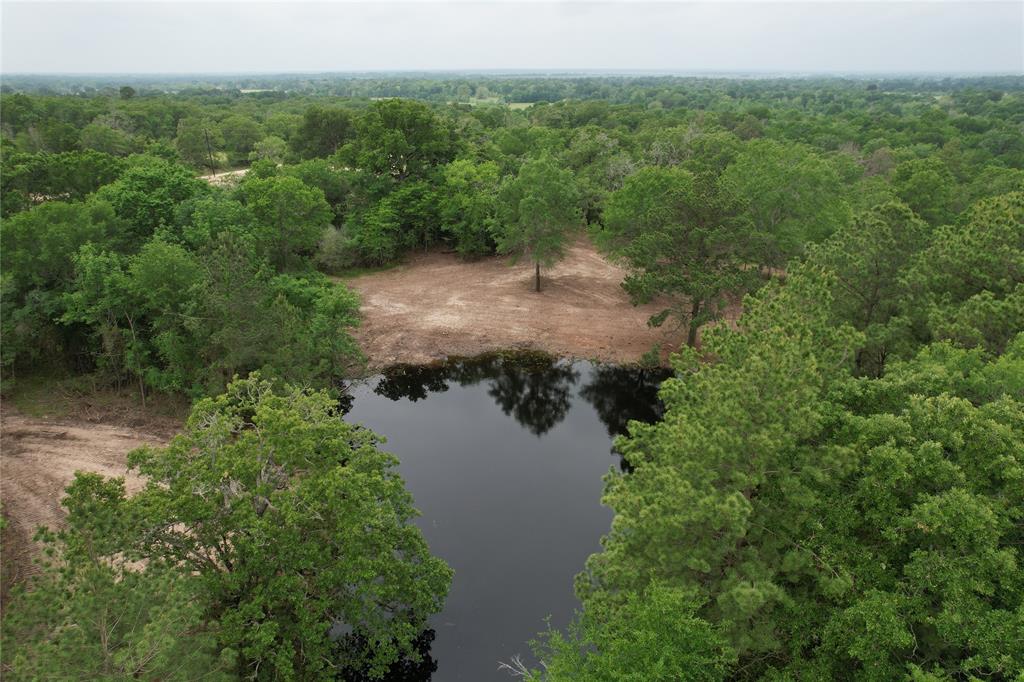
left=2, top=1, right=1022, bottom=75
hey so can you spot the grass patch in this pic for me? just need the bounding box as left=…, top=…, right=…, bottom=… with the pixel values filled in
left=2, top=370, right=188, bottom=424
left=3, top=369, right=80, bottom=418
left=326, top=261, right=403, bottom=281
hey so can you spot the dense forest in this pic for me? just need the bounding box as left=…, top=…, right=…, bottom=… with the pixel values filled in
left=1, top=74, right=1023, bottom=680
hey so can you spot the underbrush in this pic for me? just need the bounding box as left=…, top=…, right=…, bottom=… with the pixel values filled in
left=1, top=370, right=188, bottom=430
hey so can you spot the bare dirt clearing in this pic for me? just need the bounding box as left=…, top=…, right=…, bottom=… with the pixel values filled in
left=346, top=238, right=692, bottom=369
left=0, top=408, right=170, bottom=604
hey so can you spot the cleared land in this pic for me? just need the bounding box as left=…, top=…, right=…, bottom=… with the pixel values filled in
left=346, top=237, right=692, bottom=369
left=0, top=408, right=173, bottom=604
left=1, top=237, right=704, bottom=593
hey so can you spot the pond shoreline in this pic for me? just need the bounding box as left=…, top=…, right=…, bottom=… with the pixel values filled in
left=350, top=348, right=672, bottom=379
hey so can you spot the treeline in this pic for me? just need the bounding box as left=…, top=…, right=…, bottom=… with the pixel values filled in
left=5, top=73, right=1024, bottom=103
left=6, top=78, right=1023, bottom=359
left=1, top=151, right=363, bottom=398
left=520, top=189, right=1024, bottom=680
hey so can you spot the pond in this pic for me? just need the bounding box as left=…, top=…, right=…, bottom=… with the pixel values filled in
left=343, top=353, right=670, bottom=681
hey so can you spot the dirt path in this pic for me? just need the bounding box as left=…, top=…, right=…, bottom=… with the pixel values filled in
left=347, top=237, right=692, bottom=369
left=0, top=409, right=168, bottom=603
left=200, top=168, right=248, bottom=185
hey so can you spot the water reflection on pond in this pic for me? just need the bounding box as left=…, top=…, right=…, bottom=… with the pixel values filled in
left=344, top=353, right=669, bottom=681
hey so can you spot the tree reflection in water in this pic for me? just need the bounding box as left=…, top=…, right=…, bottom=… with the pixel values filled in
left=485, top=360, right=579, bottom=436
left=374, top=364, right=451, bottom=402
left=577, top=365, right=668, bottom=438
left=374, top=353, right=578, bottom=435
left=371, top=352, right=667, bottom=442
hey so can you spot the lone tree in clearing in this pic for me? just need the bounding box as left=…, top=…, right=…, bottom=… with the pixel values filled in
left=494, top=154, right=581, bottom=292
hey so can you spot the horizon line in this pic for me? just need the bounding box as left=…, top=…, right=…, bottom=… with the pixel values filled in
left=4, top=69, right=1023, bottom=78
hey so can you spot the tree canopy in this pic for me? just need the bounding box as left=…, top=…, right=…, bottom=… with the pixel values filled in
left=2, top=376, right=453, bottom=680
left=494, top=154, right=582, bottom=291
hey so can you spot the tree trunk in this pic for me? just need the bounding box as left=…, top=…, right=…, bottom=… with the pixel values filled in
left=124, top=312, right=146, bottom=407
left=686, top=299, right=702, bottom=348
left=535, top=261, right=541, bottom=292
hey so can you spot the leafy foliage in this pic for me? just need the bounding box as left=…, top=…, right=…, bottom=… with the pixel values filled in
left=807, top=201, right=931, bottom=375
left=526, top=586, right=732, bottom=682
left=570, top=266, right=1024, bottom=679
left=2, top=377, right=453, bottom=680
left=719, top=138, right=851, bottom=265
left=2, top=517, right=230, bottom=681
left=104, top=376, right=454, bottom=678
left=240, top=175, right=333, bottom=270
left=93, top=154, right=205, bottom=246
left=600, top=167, right=757, bottom=346
left=904, top=191, right=1024, bottom=354
left=5, top=76, right=1024, bottom=681
left=494, top=154, right=582, bottom=291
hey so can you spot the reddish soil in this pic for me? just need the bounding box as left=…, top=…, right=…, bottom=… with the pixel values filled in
left=347, top=238, right=691, bottom=369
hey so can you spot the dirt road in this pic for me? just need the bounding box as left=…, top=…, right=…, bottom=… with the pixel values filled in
left=0, top=410, right=168, bottom=603
left=347, top=238, right=692, bottom=369
left=200, top=168, right=248, bottom=185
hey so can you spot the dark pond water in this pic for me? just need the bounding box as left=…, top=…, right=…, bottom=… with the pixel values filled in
left=343, top=353, right=669, bottom=681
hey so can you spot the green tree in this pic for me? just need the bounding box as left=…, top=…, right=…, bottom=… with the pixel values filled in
left=177, top=194, right=258, bottom=251
left=348, top=200, right=402, bottom=266
left=904, top=191, right=1024, bottom=354
left=264, top=112, right=302, bottom=142
left=1, top=200, right=122, bottom=294
left=385, top=180, right=443, bottom=252
left=1, top=475, right=230, bottom=681
left=494, top=154, right=581, bottom=292
left=0, top=200, right=125, bottom=371
left=186, top=233, right=363, bottom=392
left=175, top=117, right=224, bottom=172
left=220, top=114, right=264, bottom=164
left=291, top=105, right=354, bottom=159
left=1, top=150, right=126, bottom=216
left=440, top=158, right=501, bottom=257
left=249, top=135, right=288, bottom=164
left=893, top=157, right=956, bottom=225
left=280, top=158, right=350, bottom=222
left=241, top=175, right=333, bottom=271
left=93, top=155, right=204, bottom=246
left=116, top=375, right=452, bottom=678
left=576, top=265, right=1023, bottom=679
left=720, top=138, right=852, bottom=266
left=61, top=239, right=202, bottom=400
left=525, top=586, right=731, bottom=682
left=807, top=201, right=930, bottom=375
left=80, top=120, right=138, bottom=156
left=60, top=245, right=151, bottom=399
left=339, top=99, right=456, bottom=181
left=600, top=167, right=756, bottom=347
left=184, top=233, right=282, bottom=390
